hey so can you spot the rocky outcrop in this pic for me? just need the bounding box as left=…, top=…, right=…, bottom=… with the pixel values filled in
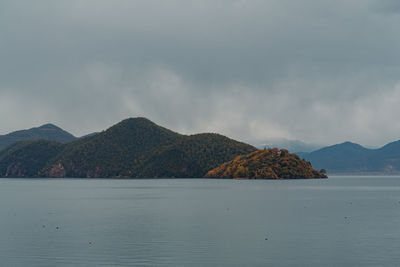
left=4, top=162, right=25, bottom=177
left=46, top=163, right=66, bottom=178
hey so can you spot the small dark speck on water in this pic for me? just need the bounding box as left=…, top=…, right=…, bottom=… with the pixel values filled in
left=56, top=226, right=59, bottom=230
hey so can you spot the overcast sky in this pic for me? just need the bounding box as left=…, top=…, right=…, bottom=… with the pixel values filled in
left=1, top=0, right=400, bottom=146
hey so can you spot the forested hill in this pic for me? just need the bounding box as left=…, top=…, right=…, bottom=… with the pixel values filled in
left=0, top=117, right=257, bottom=178
left=0, top=124, right=77, bottom=151
left=301, top=141, right=400, bottom=174
left=0, top=140, right=65, bottom=178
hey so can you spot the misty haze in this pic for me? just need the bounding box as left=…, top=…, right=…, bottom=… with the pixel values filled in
left=1, top=1, right=400, bottom=266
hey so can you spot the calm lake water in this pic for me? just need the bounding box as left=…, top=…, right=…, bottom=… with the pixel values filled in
left=0, top=176, right=399, bottom=266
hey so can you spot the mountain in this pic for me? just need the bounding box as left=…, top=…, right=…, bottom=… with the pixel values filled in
left=302, top=140, right=400, bottom=174
left=0, top=124, right=77, bottom=151
left=43, top=117, right=184, bottom=178
left=205, top=148, right=327, bottom=179
left=0, top=118, right=257, bottom=178
left=255, top=138, right=323, bottom=153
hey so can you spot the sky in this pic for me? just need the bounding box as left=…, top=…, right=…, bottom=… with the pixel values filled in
left=1, top=0, right=400, bottom=147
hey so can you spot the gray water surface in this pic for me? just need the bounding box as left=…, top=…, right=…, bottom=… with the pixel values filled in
left=0, top=176, right=399, bottom=266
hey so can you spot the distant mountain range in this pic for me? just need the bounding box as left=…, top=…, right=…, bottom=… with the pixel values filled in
left=0, top=118, right=256, bottom=178
left=0, top=124, right=77, bottom=151
left=255, top=138, right=323, bottom=153
left=301, top=141, right=400, bottom=174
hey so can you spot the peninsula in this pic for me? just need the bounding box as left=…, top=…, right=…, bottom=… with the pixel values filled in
left=206, top=148, right=327, bottom=179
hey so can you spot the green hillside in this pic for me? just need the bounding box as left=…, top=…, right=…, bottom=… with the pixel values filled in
left=135, top=133, right=257, bottom=177
left=42, top=118, right=183, bottom=177
left=0, top=140, right=65, bottom=178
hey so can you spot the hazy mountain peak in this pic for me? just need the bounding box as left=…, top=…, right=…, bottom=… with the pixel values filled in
left=0, top=123, right=77, bottom=152
left=302, top=139, right=400, bottom=174
left=325, top=141, right=368, bottom=150
left=38, top=123, right=62, bottom=130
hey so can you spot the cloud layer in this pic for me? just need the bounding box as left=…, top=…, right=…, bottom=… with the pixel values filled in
left=1, top=0, right=400, bottom=146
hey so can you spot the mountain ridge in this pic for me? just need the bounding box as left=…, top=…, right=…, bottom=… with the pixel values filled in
left=302, top=140, right=400, bottom=174
left=0, top=124, right=77, bottom=152
left=0, top=117, right=257, bottom=178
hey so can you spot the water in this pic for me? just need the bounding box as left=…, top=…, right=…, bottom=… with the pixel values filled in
left=0, top=176, right=399, bottom=266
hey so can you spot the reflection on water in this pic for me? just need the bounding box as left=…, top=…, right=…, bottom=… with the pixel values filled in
left=0, top=176, right=400, bottom=266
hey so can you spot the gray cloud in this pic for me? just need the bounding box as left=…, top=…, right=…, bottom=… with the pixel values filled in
left=1, top=0, right=400, bottom=146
